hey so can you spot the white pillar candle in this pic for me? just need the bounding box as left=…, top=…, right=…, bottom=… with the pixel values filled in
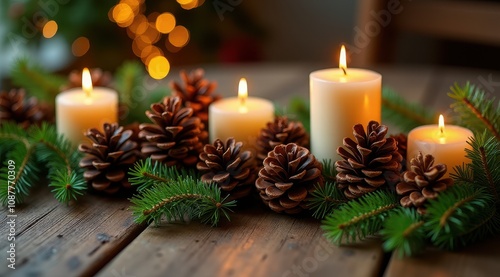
left=310, top=46, right=381, bottom=162
left=407, top=115, right=473, bottom=177
left=56, top=68, right=118, bottom=145
left=209, top=78, right=274, bottom=145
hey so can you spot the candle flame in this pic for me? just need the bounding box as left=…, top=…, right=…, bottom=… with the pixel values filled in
left=238, top=78, right=248, bottom=113
left=439, top=114, right=445, bottom=135
left=82, top=68, right=93, bottom=97
left=339, top=45, right=347, bottom=75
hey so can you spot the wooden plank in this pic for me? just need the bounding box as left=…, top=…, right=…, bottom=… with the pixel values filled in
left=0, top=185, right=146, bottom=277
left=96, top=205, right=385, bottom=277
left=384, top=235, right=500, bottom=277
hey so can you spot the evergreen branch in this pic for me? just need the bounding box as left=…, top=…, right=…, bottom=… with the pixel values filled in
left=11, top=57, right=66, bottom=101
left=321, top=159, right=337, bottom=183
left=321, top=190, right=398, bottom=244
left=129, top=158, right=198, bottom=192
left=308, top=181, right=347, bottom=219
left=381, top=208, right=426, bottom=257
left=130, top=176, right=236, bottom=226
left=425, top=184, right=497, bottom=250
left=382, top=87, right=437, bottom=133
left=448, top=82, right=500, bottom=140
left=277, top=96, right=311, bottom=133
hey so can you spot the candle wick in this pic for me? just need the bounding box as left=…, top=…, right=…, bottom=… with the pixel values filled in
left=341, top=67, right=347, bottom=75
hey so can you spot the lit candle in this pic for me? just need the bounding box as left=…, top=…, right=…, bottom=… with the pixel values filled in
left=56, top=68, right=118, bottom=145
left=209, top=78, right=274, bottom=145
left=310, top=45, right=381, bottom=162
left=407, top=115, right=473, bottom=177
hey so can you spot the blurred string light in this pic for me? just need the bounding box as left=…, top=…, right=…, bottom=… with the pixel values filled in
left=109, top=0, right=204, bottom=79
left=42, top=20, right=58, bottom=38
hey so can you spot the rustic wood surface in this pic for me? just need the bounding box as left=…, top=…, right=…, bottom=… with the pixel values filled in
left=1, top=64, right=499, bottom=277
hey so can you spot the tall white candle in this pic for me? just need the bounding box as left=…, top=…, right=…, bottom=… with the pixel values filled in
left=407, top=115, right=473, bottom=177
left=310, top=46, right=381, bottom=162
left=56, top=68, right=118, bottom=145
left=209, top=78, right=274, bottom=145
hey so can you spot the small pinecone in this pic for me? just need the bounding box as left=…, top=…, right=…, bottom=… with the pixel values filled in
left=396, top=152, right=453, bottom=214
left=78, top=123, right=139, bottom=194
left=139, top=96, right=207, bottom=167
left=197, top=137, right=256, bottom=200
left=336, top=121, right=403, bottom=199
left=170, top=69, right=221, bottom=128
left=256, top=116, right=309, bottom=166
left=255, top=143, right=324, bottom=214
left=390, top=133, right=407, bottom=160
left=62, top=68, right=113, bottom=90
left=0, top=89, right=53, bottom=129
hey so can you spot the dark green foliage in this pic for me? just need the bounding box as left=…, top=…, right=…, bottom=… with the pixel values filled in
left=448, top=83, right=500, bottom=140
left=129, top=174, right=236, bottom=227
left=10, top=58, right=66, bottom=102
left=321, top=190, right=398, bottom=244
left=381, top=208, right=426, bottom=257
left=0, top=123, right=86, bottom=204
left=382, top=87, right=437, bottom=133
left=308, top=182, right=346, bottom=219
left=276, top=96, right=311, bottom=133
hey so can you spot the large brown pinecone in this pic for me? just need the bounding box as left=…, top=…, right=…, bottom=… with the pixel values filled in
left=78, top=123, right=139, bottom=194
left=197, top=137, right=256, bottom=200
left=255, top=143, right=324, bottom=214
left=0, top=89, right=53, bottom=129
left=170, top=69, right=221, bottom=128
left=139, top=96, right=207, bottom=167
left=396, top=152, right=453, bottom=214
left=336, top=121, right=403, bottom=199
left=62, top=68, right=113, bottom=90
left=255, top=116, right=309, bottom=166
left=390, top=133, right=407, bottom=161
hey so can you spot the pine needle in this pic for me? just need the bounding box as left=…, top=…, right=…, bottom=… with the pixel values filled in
left=129, top=176, right=236, bottom=226
left=321, top=190, right=398, bottom=244
left=381, top=208, right=426, bottom=257
left=308, top=181, right=346, bottom=219
left=448, top=82, right=500, bottom=140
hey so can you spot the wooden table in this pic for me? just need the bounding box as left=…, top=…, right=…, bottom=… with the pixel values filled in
left=2, top=64, right=499, bottom=277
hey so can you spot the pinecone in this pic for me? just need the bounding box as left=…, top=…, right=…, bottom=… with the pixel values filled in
left=197, top=137, right=256, bottom=200
left=256, top=116, right=309, bottom=166
left=139, top=96, right=207, bottom=167
left=255, top=143, right=324, bottom=214
left=396, top=152, right=453, bottom=214
left=62, top=68, right=113, bottom=90
left=170, top=69, right=221, bottom=129
left=0, top=89, right=53, bottom=129
left=78, top=123, right=139, bottom=194
left=336, top=121, right=403, bottom=199
left=390, top=133, right=407, bottom=160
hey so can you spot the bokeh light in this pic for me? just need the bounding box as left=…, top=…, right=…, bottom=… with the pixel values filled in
left=112, top=3, right=134, bottom=27
left=168, top=25, right=190, bottom=48
left=42, top=20, right=58, bottom=38
left=72, top=37, right=90, bottom=57
left=156, top=12, right=176, bottom=34
left=147, top=56, right=170, bottom=79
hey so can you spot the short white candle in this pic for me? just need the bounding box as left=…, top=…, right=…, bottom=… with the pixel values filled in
left=56, top=68, right=118, bottom=145
left=310, top=46, right=381, bottom=162
left=209, top=78, right=274, bottom=145
left=407, top=115, right=473, bottom=177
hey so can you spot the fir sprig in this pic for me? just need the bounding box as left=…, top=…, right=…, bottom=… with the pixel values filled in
left=308, top=181, right=346, bottom=219
left=129, top=158, right=198, bottom=192
left=321, top=159, right=337, bottom=183
left=425, top=185, right=498, bottom=250
left=322, top=190, right=398, bottom=244
left=129, top=176, right=236, bottom=226
left=381, top=208, right=426, bottom=257
left=448, top=82, right=500, bottom=140
left=0, top=123, right=86, bottom=204
left=382, top=87, right=437, bottom=133
left=10, top=57, right=66, bottom=102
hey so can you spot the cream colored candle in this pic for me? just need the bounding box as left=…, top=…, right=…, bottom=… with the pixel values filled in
left=310, top=46, right=381, bottom=162
left=407, top=115, right=473, bottom=177
left=209, top=78, right=274, bottom=145
left=56, top=68, right=118, bottom=145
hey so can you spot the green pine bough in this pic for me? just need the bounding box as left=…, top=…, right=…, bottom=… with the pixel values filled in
left=128, top=158, right=236, bottom=226
left=0, top=123, right=86, bottom=205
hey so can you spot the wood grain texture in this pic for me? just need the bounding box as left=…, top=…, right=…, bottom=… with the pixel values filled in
left=0, top=185, right=146, bottom=277
left=97, top=204, right=385, bottom=277
left=384, top=235, right=500, bottom=277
